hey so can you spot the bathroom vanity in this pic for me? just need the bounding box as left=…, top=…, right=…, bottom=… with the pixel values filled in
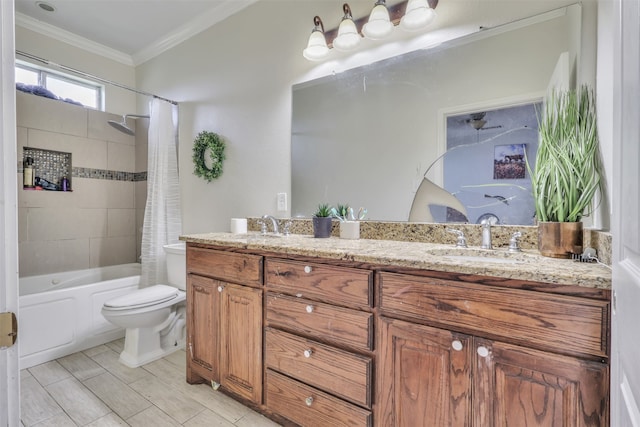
left=181, top=233, right=611, bottom=427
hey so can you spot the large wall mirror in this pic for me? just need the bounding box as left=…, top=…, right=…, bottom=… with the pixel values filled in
left=291, top=3, right=584, bottom=224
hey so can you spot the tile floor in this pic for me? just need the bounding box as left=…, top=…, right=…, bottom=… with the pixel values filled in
left=20, top=338, right=282, bottom=427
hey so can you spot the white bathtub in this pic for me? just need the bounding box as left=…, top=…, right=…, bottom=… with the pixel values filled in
left=19, top=263, right=141, bottom=369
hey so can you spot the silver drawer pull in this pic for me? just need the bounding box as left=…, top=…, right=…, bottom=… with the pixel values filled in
left=305, top=305, right=314, bottom=313
left=305, top=396, right=314, bottom=406
left=451, top=340, right=463, bottom=351
left=303, top=349, right=313, bottom=358
left=477, top=346, right=489, bottom=358
left=217, top=285, right=224, bottom=293
left=304, top=265, right=313, bottom=274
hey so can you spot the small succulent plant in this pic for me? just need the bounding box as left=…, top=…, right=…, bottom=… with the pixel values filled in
left=313, top=203, right=332, bottom=218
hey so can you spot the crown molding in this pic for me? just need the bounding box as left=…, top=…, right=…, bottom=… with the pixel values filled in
left=15, top=12, right=135, bottom=66
left=132, top=0, right=260, bottom=66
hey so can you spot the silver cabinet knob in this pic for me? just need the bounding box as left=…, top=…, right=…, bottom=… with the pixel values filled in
left=305, top=396, right=314, bottom=406
left=451, top=340, right=463, bottom=351
left=303, top=349, right=313, bottom=358
left=304, top=265, right=313, bottom=274
left=217, top=285, right=224, bottom=293
left=305, top=305, right=314, bottom=313
left=477, top=346, right=489, bottom=358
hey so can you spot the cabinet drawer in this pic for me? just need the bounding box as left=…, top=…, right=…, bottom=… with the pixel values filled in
left=265, top=259, right=372, bottom=309
left=266, top=293, right=373, bottom=351
left=378, top=272, right=609, bottom=359
left=266, top=369, right=372, bottom=427
left=187, top=246, right=262, bottom=287
left=265, top=327, right=372, bottom=408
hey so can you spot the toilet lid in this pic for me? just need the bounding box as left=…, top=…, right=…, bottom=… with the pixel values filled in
left=104, top=284, right=179, bottom=310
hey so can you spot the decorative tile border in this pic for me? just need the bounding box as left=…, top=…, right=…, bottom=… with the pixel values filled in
left=21, top=147, right=147, bottom=183
left=72, top=167, right=147, bottom=182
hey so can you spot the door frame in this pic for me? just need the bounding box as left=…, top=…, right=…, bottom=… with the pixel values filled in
left=0, top=0, right=20, bottom=425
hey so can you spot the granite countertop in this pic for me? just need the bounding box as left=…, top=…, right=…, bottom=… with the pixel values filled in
left=180, top=232, right=612, bottom=290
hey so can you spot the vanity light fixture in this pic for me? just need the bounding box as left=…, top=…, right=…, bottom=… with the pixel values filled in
left=400, top=0, right=437, bottom=31
left=303, top=0, right=438, bottom=61
left=362, top=0, right=394, bottom=40
left=303, top=16, right=330, bottom=61
left=333, top=4, right=361, bottom=51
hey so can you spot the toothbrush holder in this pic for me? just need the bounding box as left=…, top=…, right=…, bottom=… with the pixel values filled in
left=340, top=221, right=360, bottom=240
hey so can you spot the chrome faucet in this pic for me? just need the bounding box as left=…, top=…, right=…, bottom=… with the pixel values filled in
left=508, top=231, right=522, bottom=252
left=446, top=228, right=468, bottom=248
left=261, top=215, right=280, bottom=234
left=480, top=219, right=492, bottom=249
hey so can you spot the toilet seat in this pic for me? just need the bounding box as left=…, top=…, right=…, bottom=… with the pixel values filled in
left=103, top=284, right=180, bottom=311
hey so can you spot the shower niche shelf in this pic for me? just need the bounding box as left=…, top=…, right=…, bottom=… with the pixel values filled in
left=23, top=147, right=72, bottom=192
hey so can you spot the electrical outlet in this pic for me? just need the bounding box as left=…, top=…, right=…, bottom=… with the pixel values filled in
left=277, top=192, right=287, bottom=212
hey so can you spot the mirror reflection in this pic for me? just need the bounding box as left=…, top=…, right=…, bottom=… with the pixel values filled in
left=291, top=4, right=582, bottom=224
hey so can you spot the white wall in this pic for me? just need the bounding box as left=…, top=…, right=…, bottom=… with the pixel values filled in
left=133, top=0, right=604, bottom=235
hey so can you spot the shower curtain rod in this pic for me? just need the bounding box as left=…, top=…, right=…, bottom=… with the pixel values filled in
left=15, top=50, right=178, bottom=105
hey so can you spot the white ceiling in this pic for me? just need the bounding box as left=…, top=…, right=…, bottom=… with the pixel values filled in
left=14, top=0, right=258, bottom=65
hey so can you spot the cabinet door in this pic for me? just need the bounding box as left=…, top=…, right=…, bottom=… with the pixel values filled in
left=219, top=282, right=263, bottom=403
left=186, top=274, right=220, bottom=384
left=474, top=338, right=609, bottom=427
left=376, top=317, right=472, bottom=427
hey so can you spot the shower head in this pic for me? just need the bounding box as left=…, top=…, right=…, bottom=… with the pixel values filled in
left=108, top=114, right=150, bottom=136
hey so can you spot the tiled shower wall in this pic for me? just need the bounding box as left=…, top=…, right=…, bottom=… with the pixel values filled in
left=16, top=91, right=146, bottom=277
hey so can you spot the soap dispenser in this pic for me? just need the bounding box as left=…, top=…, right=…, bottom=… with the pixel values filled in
left=23, top=157, right=34, bottom=188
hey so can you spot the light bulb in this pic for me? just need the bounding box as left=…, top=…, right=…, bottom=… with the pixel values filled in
left=362, top=2, right=393, bottom=40
left=334, top=18, right=361, bottom=51
left=400, top=0, right=436, bottom=31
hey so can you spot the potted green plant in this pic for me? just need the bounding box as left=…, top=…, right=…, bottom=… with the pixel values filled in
left=312, top=203, right=333, bottom=238
left=529, top=85, right=602, bottom=258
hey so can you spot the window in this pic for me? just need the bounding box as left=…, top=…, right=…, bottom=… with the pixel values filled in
left=15, top=62, right=104, bottom=110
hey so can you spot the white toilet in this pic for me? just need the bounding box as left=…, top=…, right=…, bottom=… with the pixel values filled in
left=102, top=242, right=187, bottom=368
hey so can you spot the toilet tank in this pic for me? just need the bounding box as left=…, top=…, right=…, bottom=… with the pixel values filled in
left=163, top=242, right=186, bottom=290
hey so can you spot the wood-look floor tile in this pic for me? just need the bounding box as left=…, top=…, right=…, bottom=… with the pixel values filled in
left=57, top=352, right=106, bottom=381
left=84, top=412, right=129, bottom=426
left=45, top=377, right=111, bottom=426
left=182, top=384, right=252, bottom=424
left=29, top=361, right=71, bottom=386
left=129, top=375, right=205, bottom=424
left=161, top=349, right=186, bottom=370
left=83, top=372, right=151, bottom=419
left=141, top=358, right=183, bottom=387
left=105, top=339, right=124, bottom=354
left=20, top=376, right=63, bottom=426
left=83, top=344, right=111, bottom=358
left=182, top=409, right=235, bottom=427
left=89, top=348, right=151, bottom=384
left=126, top=406, right=180, bottom=427
left=31, top=412, right=76, bottom=426
left=21, top=368, right=33, bottom=381
left=236, top=411, right=282, bottom=427
left=142, top=359, right=249, bottom=423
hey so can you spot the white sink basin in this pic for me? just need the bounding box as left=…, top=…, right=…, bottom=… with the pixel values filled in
left=441, top=255, right=525, bottom=265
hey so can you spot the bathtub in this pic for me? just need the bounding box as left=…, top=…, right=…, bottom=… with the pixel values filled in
left=19, top=263, right=141, bottom=369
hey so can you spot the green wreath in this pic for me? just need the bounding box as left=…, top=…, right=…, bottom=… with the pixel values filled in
left=192, top=131, right=225, bottom=182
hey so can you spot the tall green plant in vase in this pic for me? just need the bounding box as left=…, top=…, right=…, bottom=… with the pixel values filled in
left=529, top=85, right=602, bottom=258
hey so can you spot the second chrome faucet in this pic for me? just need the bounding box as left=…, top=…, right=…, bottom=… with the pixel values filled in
left=480, top=219, right=492, bottom=249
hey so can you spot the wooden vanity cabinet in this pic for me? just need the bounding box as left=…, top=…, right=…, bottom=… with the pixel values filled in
left=264, top=258, right=374, bottom=426
left=186, top=246, right=263, bottom=404
left=183, top=242, right=610, bottom=427
left=376, top=271, right=610, bottom=427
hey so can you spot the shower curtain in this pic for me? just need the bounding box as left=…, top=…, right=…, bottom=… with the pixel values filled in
left=140, top=98, right=181, bottom=287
